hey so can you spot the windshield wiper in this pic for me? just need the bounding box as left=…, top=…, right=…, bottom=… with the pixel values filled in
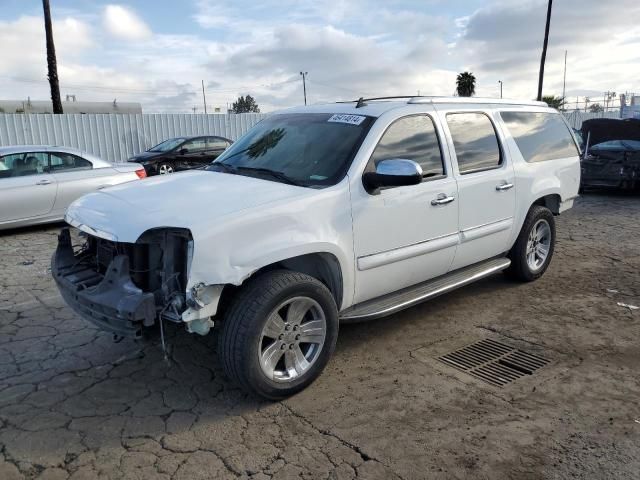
left=235, top=166, right=303, bottom=186
left=208, top=162, right=238, bottom=174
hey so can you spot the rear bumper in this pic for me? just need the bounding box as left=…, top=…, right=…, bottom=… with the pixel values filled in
left=52, top=228, right=156, bottom=338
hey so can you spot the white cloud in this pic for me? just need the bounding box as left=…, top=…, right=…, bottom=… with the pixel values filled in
left=458, top=0, right=640, bottom=100
left=1, top=1, right=639, bottom=113
left=103, top=5, right=152, bottom=41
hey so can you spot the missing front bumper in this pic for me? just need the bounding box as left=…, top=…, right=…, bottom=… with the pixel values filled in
left=52, top=228, right=156, bottom=338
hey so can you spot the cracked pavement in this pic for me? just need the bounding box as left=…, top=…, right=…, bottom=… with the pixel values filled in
left=1, top=192, right=639, bottom=479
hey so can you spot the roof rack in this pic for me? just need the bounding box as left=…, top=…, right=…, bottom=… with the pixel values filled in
left=409, top=96, right=547, bottom=107
left=337, top=96, right=547, bottom=108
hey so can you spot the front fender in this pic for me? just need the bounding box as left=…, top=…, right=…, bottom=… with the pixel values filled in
left=186, top=183, right=355, bottom=309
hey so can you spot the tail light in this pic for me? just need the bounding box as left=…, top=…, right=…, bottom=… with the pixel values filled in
left=135, top=168, right=147, bottom=179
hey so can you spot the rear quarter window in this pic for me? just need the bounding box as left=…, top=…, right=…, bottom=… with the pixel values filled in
left=500, top=112, right=579, bottom=162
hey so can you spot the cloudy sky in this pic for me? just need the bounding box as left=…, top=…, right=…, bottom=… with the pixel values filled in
left=1, top=0, right=638, bottom=112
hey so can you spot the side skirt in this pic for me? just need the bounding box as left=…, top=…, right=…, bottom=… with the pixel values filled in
left=339, top=257, right=511, bottom=323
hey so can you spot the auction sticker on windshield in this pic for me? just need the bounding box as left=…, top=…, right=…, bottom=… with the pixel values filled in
left=328, top=114, right=367, bottom=126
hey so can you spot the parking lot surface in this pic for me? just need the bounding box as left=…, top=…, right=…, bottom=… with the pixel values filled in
left=1, top=193, right=639, bottom=480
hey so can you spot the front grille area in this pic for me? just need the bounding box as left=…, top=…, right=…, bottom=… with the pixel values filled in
left=438, top=338, right=549, bottom=387
left=52, top=227, right=192, bottom=336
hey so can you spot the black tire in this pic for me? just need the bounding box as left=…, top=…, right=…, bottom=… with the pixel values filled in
left=218, top=270, right=339, bottom=399
left=505, top=205, right=556, bottom=282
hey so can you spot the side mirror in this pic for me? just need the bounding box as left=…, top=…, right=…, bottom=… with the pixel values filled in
left=363, top=159, right=422, bottom=192
left=179, top=148, right=189, bottom=155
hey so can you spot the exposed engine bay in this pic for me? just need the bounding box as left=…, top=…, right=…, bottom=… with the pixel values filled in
left=52, top=227, right=192, bottom=338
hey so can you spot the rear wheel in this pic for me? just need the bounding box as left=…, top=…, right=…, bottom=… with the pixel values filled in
left=505, top=205, right=555, bottom=282
left=158, top=162, right=174, bottom=175
left=218, top=270, right=338, bottom=399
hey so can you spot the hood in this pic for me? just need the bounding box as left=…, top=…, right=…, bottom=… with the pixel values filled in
left=66, top=170, right=309, bottom=242
left=128, top=151, right=164, bottom=162
left=581, top=118, right=640, bottom=147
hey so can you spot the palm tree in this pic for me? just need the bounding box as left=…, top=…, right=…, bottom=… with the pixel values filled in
left=456, top=72, right=476, bottom=97
left=541, top=95, right=564, bottom=109
left=42, top=0, right=63, bottom=113
left=536, top=0, right=553, bottom=101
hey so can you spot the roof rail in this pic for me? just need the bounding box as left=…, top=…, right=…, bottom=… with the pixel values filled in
left=408, top=96, right=548, bottom=107
left=337, top=96, right=547, bottom=108
left=336, top=95, right=424, bottom=104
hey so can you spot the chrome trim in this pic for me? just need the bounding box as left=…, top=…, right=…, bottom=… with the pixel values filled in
left=357, top=232, right=459, bottom=271
left=342, top=258, right=511, bottom=321
left=460, top=217, right=513, bottom=243
left=376, top=158, right=423, bottom=177
left=431, top=194, right=455, bottom=206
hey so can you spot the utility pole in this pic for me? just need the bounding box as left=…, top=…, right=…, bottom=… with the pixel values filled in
left=201, top=80, right=207, bottom=114
left=42, top=0, right=63, bottom=113
left=536, top=0, right=553, bottom=101
left=561, top=50, right=567, bottom=110
left=498, top=80, right=503, bottom=99
left=300, top=71, right=308, bottom=105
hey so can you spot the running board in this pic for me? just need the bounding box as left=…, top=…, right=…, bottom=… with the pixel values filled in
left=340, top=257, right=511, bottom=322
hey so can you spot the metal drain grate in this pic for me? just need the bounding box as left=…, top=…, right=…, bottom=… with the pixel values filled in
left=438, top=338, right=549, bottom=387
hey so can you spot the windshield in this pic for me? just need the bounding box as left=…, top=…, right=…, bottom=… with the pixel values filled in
left=207, top=113, right=373, bottom=187
left=148, top=138, right=186, bottom=152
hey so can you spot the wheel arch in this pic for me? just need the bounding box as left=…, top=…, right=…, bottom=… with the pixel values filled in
left=217, top=252, right=345, bottom=317
left=531, top=193, right=562, bottom=215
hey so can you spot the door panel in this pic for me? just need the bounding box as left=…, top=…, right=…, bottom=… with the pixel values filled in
left=0, top=152, right=57, bottom=222
left=442, top=111, right=516, bottom=270
left=351, top=112, right=459, bottom=304
left=179, top=138, right=208, bottom=169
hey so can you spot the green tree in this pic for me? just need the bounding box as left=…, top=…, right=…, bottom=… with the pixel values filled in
left=589, top=103, right=603, bottom=113
left=542, top=95, right=565, bottom=109
left=456, top=72, right=476, bottom=97
left=231, top=95, right=260, bottom=113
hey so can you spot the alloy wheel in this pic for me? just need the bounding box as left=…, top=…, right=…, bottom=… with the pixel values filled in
left=526, top=219, right=551, bottom=271
left=258, top=296, right=327, bottom=382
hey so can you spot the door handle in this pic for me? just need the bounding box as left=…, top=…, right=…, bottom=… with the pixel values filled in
left=496, top=182, right=514, bottom=191
left=35, top=179, right=52, bottom=185
left=431, top=194, right=455, bottom=206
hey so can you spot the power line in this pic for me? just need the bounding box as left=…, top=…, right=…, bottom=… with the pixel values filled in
left=0, top=75, right=299, bottom=95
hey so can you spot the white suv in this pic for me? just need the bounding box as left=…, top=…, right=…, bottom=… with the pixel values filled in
left=52, top=97, right=580, bottom=398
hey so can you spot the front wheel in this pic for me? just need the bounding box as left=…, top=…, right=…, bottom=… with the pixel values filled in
left=218, top=270, right=339, bottom=399
left=505, top=205, right=556, bottom=282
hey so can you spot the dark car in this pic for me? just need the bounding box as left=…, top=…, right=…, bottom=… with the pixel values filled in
left=128, top=135, right=232, bottom=176
left=580, top=118, right=640, bottom=190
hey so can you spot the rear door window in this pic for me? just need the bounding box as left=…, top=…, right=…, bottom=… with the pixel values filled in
left=446, top=113, right=502, bottom=174
left=370, top=114, right=445, bottom=177
left=49, top=152, right=92, bottom=171
left=500, top=112, right=579, bottom=162
left=207, top=137, right=229, bottom=149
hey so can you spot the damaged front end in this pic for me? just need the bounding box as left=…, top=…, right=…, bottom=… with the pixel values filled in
left=52, top=227, right=199, bottom=338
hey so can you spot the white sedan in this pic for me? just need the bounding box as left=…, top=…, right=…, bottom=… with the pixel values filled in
left=0, top=145, right=146, bottom=230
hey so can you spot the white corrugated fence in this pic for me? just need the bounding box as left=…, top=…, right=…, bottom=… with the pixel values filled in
left=561, top=110, right=621, bottom=129
left=0, top=109, right=625, bottom=163
left=0, top=113, right=268, bottom=163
